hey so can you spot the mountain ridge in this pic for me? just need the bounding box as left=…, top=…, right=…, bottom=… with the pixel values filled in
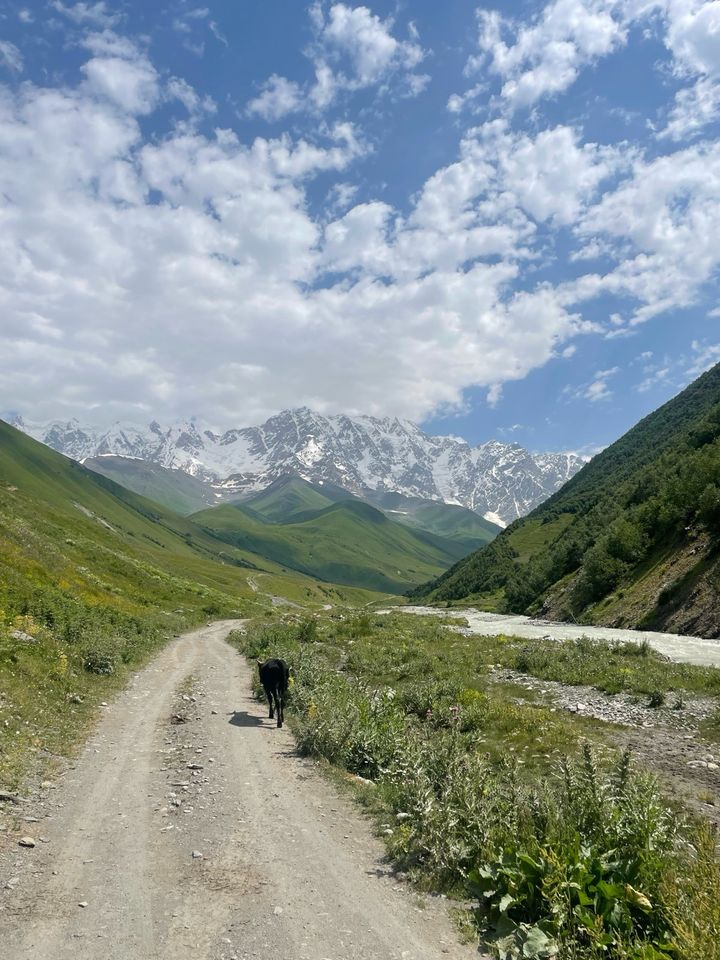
left=10, top=408, right=585, bottom=526
left=412, top=362, right=720, bottom=638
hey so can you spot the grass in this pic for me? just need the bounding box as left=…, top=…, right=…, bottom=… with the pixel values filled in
left=506, top=514, right=574, bottom=564
left=229, top=611, right=720, bottom=959
left=0, top=420, right=388, bottom=790
left=85, top=456, right=218, bottom=516
left=192, top=498, right=470, bottom=594
left=500, top=634, right=720, bottom=698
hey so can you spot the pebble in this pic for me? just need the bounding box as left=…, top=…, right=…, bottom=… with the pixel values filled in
left=273, top=906, right=283, bottom=916
left=18, top=837, right=36, bottom=848
left=192, top=850, right=203, bottom=859
left=78, top=901, right=88, bottom=908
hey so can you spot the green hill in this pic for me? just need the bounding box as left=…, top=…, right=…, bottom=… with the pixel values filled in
left=0, top=419, right=384, bottom=787
left=364, top=489, right=500, bottom=550
left=412, top=362, right=720, bottom=638
left=241, top=475, right=345, bottom=521
left=84, top=455, right=218, bottom=516
left=242, top=475, right=499, bottom=550
left=191, top=497, right=470, bottom=594
left=0, top=419, right=368, bottom=622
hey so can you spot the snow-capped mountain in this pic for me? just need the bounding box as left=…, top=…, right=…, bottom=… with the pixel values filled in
left=8, top=409, right=585, bottom=526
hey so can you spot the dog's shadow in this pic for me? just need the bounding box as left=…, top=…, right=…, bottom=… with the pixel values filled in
left=228, top=710, right=268, bottom=728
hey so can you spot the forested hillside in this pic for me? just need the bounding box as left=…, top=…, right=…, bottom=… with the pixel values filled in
left=413, top=362, right=720, bottom=637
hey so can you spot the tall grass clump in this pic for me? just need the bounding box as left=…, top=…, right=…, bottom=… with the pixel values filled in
left=230, top=618, right=720, bottom=959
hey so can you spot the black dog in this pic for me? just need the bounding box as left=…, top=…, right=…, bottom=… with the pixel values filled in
left=257, top=657, right=290, bottom=727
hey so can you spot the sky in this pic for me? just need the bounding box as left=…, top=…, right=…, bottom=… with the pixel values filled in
left=0, top=1, right=719, bottom=452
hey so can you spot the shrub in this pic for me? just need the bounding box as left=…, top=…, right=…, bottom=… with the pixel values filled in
left=82, top=649, right=116, bottom=675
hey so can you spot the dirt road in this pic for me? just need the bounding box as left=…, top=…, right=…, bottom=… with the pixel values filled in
left=394, top=606, right=720, bottom=667
left=0, top=621, right=477, bottom=960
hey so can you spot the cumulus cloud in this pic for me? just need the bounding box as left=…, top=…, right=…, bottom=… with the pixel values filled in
left=467, top=0, right=627, bottom=110
left=2, top=11, right=719, bottom=429
left=574, top=140, right=720, bottom=321
left=82, top=54, right=160, bottom=115
left=248, top=2, right=428, bottom=118
left=452, top=0, right=720, bottom=138
left=247, top=75, right=304, bottom=121
left=0, top=41, right=596, bottom=427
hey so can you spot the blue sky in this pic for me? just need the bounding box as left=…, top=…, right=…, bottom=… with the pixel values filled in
left=0, top=1, right=719, bottom=452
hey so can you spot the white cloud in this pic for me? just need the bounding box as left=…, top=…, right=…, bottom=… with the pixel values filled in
left=0, top=44, right=596, bottom=427
left=574, top=140, right=720, bottom=321
left=167, top=77, right=216, bottom=120
left=317, top=2, right=424, bottom=85
left=82, top=55, right=160, bottom=115
left=0, top=41, right=23, bottom=73
left=469, top=0, right=627, bottom=110
left=248, top=3, right=428, bottom=118
left=326, top=180, right=358, bottom=214
left=567, top=366, right=620, bottom=402
left=453, top=0, right=720, bottom=135
left=51, top=2, right=119, bottom=27
left=659, top=77, right=720, bottom=140
left=247, top=75, right=304, bottom=121
left=686, top=339, right=720, bottom=376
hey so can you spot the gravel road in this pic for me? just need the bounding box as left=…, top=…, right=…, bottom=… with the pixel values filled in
left=0, top=621, right=478, bottom=960
left=394, top=607, right=720, bottom=667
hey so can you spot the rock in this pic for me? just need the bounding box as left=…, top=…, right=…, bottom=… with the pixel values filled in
left=709, top=762, right=719, bottom=771
left=0, top=791, right=21, bottom=804
left=18, top=837, right=36, bottom=848
left=78, top=901, right=88, bottom=908
left=273, top=906, right=284, bottom=916
left=10, top=629, right=36, bottom=644
left=396, top=812, right=411, bottom=821
left=186, top=763, right=203, bottom=770
left=192, top=850, right=203, bottom=859
left=576, top=703, right=587, bottom=712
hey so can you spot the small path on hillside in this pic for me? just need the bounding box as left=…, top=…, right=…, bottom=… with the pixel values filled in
left=392, top=606, right=720, bottom=667
left=0, top=621, right=478, bottom=960
left=246, top=574, right=301, bottom=608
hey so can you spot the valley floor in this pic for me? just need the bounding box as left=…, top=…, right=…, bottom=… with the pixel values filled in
left=0, top=621, right=477, bottom=960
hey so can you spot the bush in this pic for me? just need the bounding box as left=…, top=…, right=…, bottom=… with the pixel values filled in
left=82, top=649, right=116, bottom=675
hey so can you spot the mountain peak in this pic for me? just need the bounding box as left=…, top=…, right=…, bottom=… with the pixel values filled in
left=15, top=408, right=585, bottom=525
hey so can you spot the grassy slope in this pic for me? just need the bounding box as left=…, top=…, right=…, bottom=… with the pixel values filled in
left=0, top=420, right=383, bottom=787
left=244, top=476, right=500, bottom=549
left=192, top=498, right=470, bottom=594
left=85, top=455, right=218, bottom=516
left=369, top=491, right=500, bottom=550
left=413, top=362, right=720, bottom=635
left=241, top=475, right=341, bottom=520
left=79, top=459, right=501, bottom=556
